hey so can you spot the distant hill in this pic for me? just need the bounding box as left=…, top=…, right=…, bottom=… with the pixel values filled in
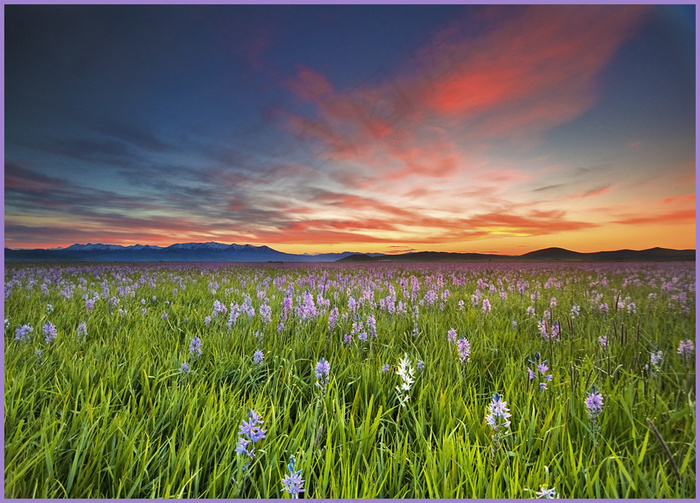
left=338, top=247, right=695, bottom=263
left=4, top=242, right=694, bottom=263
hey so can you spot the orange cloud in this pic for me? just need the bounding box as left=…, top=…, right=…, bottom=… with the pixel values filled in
left=612, top=209, right=696, bottom=225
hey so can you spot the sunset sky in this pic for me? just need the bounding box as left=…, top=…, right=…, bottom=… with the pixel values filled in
left=4, top=4, right=696, bottom=255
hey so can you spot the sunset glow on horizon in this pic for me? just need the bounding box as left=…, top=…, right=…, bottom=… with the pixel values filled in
left=4, top=4, right=696, bottom=255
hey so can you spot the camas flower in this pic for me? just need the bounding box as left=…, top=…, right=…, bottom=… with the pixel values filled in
left=43, top=321, right=57, bottom=343
left=584, top=386, right=604, bottom=419
left=535, top=485, right=558, bottom=499
left=253, top=349, right=264, bottom=365
left=281, top=455, right=305, bottom=499
left=457, top=338, right=471, bottom=364
left=15, top=324, right=33, bottom=342
left=315, top=358, right=330, bottom=392
left=189, top=336, right=202, bottom=357
left=677, top=339, right=695, bottom=356
left=485, top=393, right=511, bottom=431
left=236, top=409, right=267, bottom=458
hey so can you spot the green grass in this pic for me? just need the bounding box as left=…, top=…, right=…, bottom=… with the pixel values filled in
left=3, top=261, right=696, bottom=498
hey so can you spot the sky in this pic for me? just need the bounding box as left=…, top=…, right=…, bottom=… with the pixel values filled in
left=3, top=3, right=696, bottom=255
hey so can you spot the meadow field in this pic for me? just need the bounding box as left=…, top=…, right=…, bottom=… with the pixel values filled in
left=3, top=261, right=696, bottom=499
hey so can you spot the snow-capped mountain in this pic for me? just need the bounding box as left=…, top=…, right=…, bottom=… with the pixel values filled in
left=5, top=241, right=382, bottom=263
left=64, top=243, right=128, bottom=251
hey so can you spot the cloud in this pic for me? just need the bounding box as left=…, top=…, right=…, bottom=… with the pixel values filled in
left=612, top=209, right=695, bottom=226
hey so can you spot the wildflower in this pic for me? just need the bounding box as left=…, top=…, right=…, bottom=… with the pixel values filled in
left=189, top=336, right=203, bottom=357
left=15, top=324, right=33, bottom=342
left=43, top=322, right=57, bottom=343
left=315, top=358, right=330, bottom=392
left=571, top=304, right=580, bottom=318
left=328, top=306, right=339, bottom=331
left=204, top=315, right=212, bottom=326
left=527, top=368, right=536, bottom=380
left=485, top=393, right=512, bottom=431
left=447, top=328, right=457, bottom=342
left=417, top=360, right=425, bottom=371
left=482, top=298, right=491, bottom=314
left=598, top=335, right=608, bottom=349
left=512, top=320, right=518, bottom=328
left=281, top=455, right=305, bottom=499
left=677, top=339, right=695, bottom=356
left=235, top=409, right=266, bottom=458
left=253, top=349, right=264, bottom=365
left=457, top=338, right=471, bottom=364
left=584, top=386, right=604, bottom=419
left=395, top=353, right=415, bottom=407
left=36, top=348, right=44, bottom=361
left=46, top=304, right=54, bottom=313
left=77, top=322, right=87, bottom=338
left=526, top=306, right=536, bottom=317
left=650, top=350, right=663, bottom=367
left=343, top=333, right=352, bottom=344
left=382, top=363, right=390, bottom=373
left=179, top=362, right=190, bottom=374
left=535, top=485, right=558, bottom=499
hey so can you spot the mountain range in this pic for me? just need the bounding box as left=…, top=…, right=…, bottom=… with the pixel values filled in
left=3, top=243, right=695, bottom=263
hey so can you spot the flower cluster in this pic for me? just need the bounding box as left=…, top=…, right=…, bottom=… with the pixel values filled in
left=253, top=349, right=264, bottom=365
left=584, top=385, right=604, bottom=420
left=395, top=353, right=415, bottom=408
left=527, top=353, right=553, bottom=390
left=485, top=393, right=512, bottom=431
left=649, top=350, right=663, bottom=374
left=456, top=337, right=471, bottom=365
left=281, top=455, right=305, bottom=499
left=43, top=321, right=57, bottom=344
left=15, top=324, right=33, bottom=342
left=535, top=485, right=558, bottom=499
left=677, top=339, right=694, bottom=356
left=189, top=336, right=202, bottom=358
left=235, top=410, right=267, bottom=458
left=314, top=358, right=330, bottom=393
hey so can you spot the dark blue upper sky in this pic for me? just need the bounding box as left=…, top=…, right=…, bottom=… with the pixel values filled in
left=4, top=4, right=695, bottom=254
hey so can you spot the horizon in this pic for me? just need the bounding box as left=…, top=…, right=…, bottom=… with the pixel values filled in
left=6, top=240, right=695, bottom=256
left=4, top=4, right=696, bottom=255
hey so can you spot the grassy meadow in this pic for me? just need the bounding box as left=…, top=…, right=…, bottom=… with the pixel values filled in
left=3, top=261, right=696, bottom=498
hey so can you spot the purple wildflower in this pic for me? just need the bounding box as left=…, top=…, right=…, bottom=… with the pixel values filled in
left=253, top=349, right=264, bottom=365
left=43, top=322, right=57, bottom=343
left=457, top=338, right=471, bottom=364
left=282, top=455, right=305, bottom=499
left=382, top=363, right=390, bottom=373
left=179, top=362, right=190, bottom=374
left=315, top=358, right=330, bottom=391
left=236, top=409, right=266, bottom=458
left=584, top=386, right=604, bottom=419
left=77, top=322, right=87, bottom=338
left=447, top=328, right=457, bottom=342
left=189, top=336, right=202, bottom=357
left=15, top=324, right=33, bottom=342
left=485, top=393, right=511, bottom=431
left=677, top=339, right=695, bottom=356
